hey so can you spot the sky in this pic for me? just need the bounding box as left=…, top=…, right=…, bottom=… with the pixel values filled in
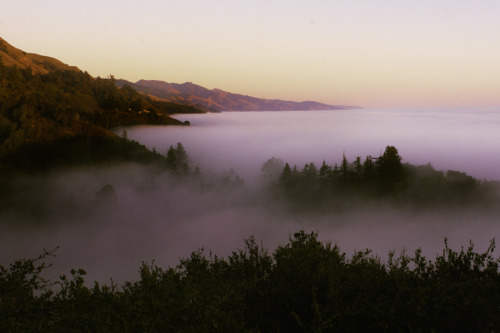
left=2, top=0, right=500, bottom=108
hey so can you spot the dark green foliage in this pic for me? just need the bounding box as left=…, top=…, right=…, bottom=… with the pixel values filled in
left=1, top=135, right=167, bottom=174
left=0, top=64, right=203, bottom=172
left=276, top=146, right=499, bottom=211
left=165, top=142, right=189, bottom=173
left=2, top=232, right=500, bottom=332
left=0, top=248, right=56, bottom=332
left=375, top=145, right=404, bottom=193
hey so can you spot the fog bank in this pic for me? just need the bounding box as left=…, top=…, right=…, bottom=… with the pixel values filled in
left=1, top=162, right=499, bottom=284
left=2, top=107, right=500, bottom=284
left=124, top=108, right=500, bottom=182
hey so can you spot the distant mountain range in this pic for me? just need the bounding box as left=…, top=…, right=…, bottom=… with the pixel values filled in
left=116, top=79, right=360, bottom=112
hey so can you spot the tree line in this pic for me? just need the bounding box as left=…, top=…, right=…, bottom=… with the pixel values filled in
left=1, top=231, right=499, bottom=332
left=271, top=146, right=498, bottom=210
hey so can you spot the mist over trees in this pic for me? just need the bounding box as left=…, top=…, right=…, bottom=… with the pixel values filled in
left=2, top=139, right=499, bottom=235
left=271, top=146, right=499, bottom=211
left=2, top=231, right=500, bottom=332
left=1, top=121, right=500, bottom=332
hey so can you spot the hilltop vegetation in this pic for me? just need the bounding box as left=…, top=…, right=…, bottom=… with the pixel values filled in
left=2, top=231, right=500, bottom=332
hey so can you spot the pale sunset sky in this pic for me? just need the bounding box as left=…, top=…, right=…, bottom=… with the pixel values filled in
left=2, top=0, right=500, bottom=108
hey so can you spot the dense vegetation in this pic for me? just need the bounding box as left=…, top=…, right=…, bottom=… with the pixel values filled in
left=0, top=60, right=204, bottom=173
left=269, top=146, right=500, bottom=211
left=1, top=231, right=499, bottom=332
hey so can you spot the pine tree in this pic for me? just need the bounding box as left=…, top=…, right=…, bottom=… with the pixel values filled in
left=375, top=146, right=404, bottom=193
left=166, top=145, right=176, bottom=170
left=363, top=156, right=375, bottom=183
left=340, top=153, right=350, bottom=182
left=319, top=160, right=332, bottom=184
left=175, top=142, right=189, bottom=173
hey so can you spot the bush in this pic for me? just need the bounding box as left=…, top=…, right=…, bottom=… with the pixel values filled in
left=1, top=233, right=500, bottom=331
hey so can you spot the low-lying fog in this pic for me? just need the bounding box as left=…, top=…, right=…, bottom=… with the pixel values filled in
left=2, top=107, right=500, bottom=284
left=128, top=107, right=500, bottom=182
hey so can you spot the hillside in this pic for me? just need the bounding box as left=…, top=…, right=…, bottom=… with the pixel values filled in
left=0, top=37, right=203, bottom=174
left=0, top=37, right=80, bottom=74
left=117, top=79, right=360, bottom=112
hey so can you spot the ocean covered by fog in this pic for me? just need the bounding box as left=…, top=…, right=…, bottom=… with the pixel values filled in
left=3, top=107, right=500, bottom=283
left=128, top=107, right=500, bottom=182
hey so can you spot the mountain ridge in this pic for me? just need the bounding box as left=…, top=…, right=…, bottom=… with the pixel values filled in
left=0, top=37, right=80, bottom=74
left=118, top=79, right=361, bottom=112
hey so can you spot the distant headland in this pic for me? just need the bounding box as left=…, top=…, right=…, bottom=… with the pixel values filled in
left=116, top=79, right=361, bottom=112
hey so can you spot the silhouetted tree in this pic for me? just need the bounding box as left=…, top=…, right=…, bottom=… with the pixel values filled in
left=337, top=154, right=345, bottom=177
left=376, top=145, right=404, bottom=193
left=353, top=156, right=363, bottom=181
left=319, top=160, right=332, bottom=185
left=175, top=142, right=189, bottom=173
left=281, top=163, right=292, bottom=179
left=166, top=145, right=177, bottom=170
